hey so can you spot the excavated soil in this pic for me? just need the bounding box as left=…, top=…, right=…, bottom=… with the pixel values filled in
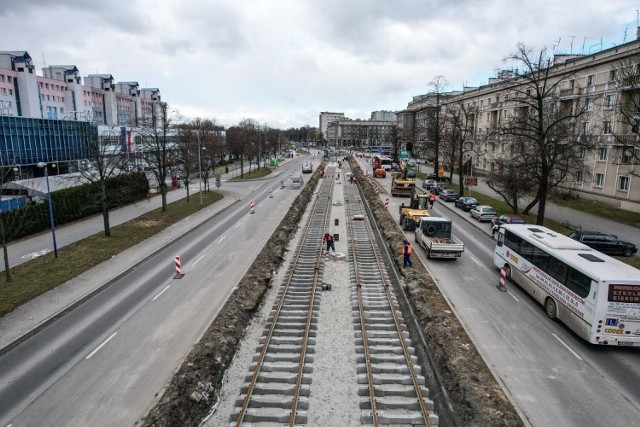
left=141, top=162, right=524, bottom=427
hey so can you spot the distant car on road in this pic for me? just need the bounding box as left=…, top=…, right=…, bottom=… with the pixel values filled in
left=491, top=214, right=526, bottom=236
left=302, top=161, right=313, bottom=173
left=470, top=205, right=497, bottom=222
left=422, top=179, right=438, bottom=190
left=439, top=189, right=460, bottom=202
left=406, top=169, right=417, bottom=179
left=406, top=159, right=417, bottom=168
left=455, top=196, right=479, bottom=211
left=568, top=231, right=637, bottom=257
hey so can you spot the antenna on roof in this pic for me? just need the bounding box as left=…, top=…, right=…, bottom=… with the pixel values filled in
left=567, top=35, right=575, bottom=54
left=623, top=27, right=628, bottom=43
left=41, top=50, right=46, bottom=67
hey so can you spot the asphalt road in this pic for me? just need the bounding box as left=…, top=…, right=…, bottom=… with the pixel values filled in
left=0, top=157, right=311, bottom=426
left=360, top=156, right=640, bottom=427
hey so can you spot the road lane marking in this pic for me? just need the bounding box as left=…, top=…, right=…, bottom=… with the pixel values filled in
left=216, top=235, right=226, bottom=244
left=193, top=255, right=205, bottom=266
left=470, top=256, right=482, bottom=267
left=85, top=332, right=117, bottom=360
left=152, top=285, right=171, bottom=301
left=506, top=290, right=519, bottom=301
left=233, top=221, right=242, bottom=229
left=552, top=333, right=583, bottom=360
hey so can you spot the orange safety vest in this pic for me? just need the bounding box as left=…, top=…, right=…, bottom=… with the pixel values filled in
left=324, top=234, right=333, bottom=242
left=429, top=193, right=436, bottom=201
left=403, top=243, right=412, bottom=255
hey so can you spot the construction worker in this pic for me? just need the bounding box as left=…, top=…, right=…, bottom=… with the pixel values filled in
left=403, top=240, right=413, bottom=267
left=323, top=232, right=335, bottom=253
left=429, top=191, right=436, bottom=209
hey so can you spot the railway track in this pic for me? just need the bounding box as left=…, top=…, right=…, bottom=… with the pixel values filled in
left=345, top=183, right=439, bottom=426
left=226, top=164, right=440, bottom=425
left=230, top=171, right=334, bottom=425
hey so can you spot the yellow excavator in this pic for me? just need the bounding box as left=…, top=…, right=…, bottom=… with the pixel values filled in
left=390, top=160, right=416, bottom=197
left=398, top=188, right=430, bottom=231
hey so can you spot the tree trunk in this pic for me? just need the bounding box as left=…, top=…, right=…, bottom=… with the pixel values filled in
left=2, top=239, right=11, bottom=283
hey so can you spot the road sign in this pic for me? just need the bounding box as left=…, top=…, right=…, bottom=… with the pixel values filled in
left=438, top=167, right=444, bottom=177
left=399, top=151, right=411, bottom=159
left=465, top=176, right=478, bottom=186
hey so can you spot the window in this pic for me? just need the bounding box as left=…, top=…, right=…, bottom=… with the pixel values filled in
left=578, top=147, right=586, bottom=159
left=603, top=121, right=612, bottom=134
left=587, top=74, right=595, bottom=86
left=595, top=173, right=604, bottom=187
left=0, top=74, right=4, bottom=82
left=575, top=170, right=583, bottom=182
left=598, top=147, right=608, bottom=161
left=570, top=79, right=575, bottom=88
left=609, top=69, right=618, bottom=82
left=606, top=94, right=616, bottom=108
left=618, top=176, right=630, bottom=192
left=582, top=122, right=590, bottom=135
left=621, top=148, right=634, bottom=164
left=585, top=98, right=593, bottom=111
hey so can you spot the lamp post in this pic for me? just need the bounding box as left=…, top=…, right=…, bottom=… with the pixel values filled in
left=37, top=162, right=58, bottom=258
left=197, top=129, right=203, bottom=208
left=12, top=164, right=21, bottom=180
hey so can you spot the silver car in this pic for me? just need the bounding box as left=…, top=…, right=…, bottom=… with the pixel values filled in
left=470, top=205, right=497, bottom=222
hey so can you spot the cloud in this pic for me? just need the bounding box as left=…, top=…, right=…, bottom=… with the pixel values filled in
left=0, top=0, right=637, bottom=128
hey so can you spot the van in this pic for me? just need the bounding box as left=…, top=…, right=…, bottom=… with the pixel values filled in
left=292, top=175, right=304, bottom=189
left=302, top=161, right=313, bottom=173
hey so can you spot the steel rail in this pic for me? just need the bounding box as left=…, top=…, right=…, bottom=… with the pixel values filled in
left=350, top=184, right=433, bottom=426
left=234, top=175, right=333, bottom=426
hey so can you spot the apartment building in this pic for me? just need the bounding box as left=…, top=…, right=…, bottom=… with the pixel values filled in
left=0, top=50, right=164, bottom=177
left=326, top=118, right=396, bottom=149
left=319, top=112, right=345, bottom=140
left=400, top=36, right=640, bottom=212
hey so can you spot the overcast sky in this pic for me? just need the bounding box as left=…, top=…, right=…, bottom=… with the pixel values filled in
left=1, top=1, right=638, bottom=129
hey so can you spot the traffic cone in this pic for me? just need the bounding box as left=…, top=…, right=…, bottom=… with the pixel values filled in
left=174, top=256, right=184, bottom=279
left=497, top=266, right=507, bottom=291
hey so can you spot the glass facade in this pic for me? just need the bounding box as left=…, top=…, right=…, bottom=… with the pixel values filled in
left=0, top=116, right=95, bottom=167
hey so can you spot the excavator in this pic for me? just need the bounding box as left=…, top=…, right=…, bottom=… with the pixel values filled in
left=390, top=160, right=416, bottom=197
left=398, top=188, right=430, bottom=231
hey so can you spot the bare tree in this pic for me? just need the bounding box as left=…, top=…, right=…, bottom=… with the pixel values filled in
left=499, top=43, right=591, bottom=224
left=136, top=103, right=182, bottom=212
left=76, top=124, right=127, bottom=236
left=441, top=101, right=476, bottom=195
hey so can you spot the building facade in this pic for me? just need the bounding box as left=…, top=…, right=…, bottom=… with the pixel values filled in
left=0, top=50, right=164, bottom=178
left=319, top=112, right=345, bottom=141
left=400, top=36, right=640, bottom=212
left=326, top=118, right=396, bottom=149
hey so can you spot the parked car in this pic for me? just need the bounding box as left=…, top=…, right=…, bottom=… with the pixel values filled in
left=455, top=196, right=479, bottom=211
left=439, top=189, right=460, bottom=202
left=491, top=214, right=526, bottom=236
left=406, top=169, right=417, bottom=179
left=427, top=173, right=451, bottom=183
left=374, top=168, right=386, bottom=178
left=422, top=179, right=438, bottom=190
left=568, top=231, right=638, bottom=257
left=434, top=182, right=446, bottom=194
left=391, top=162, right=399, bottom=171
left=470, top=205, right=497, bottom=222
left=406, top=159, right=417, bottom=168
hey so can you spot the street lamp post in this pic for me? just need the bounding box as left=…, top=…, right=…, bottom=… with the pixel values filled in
left=37, top=162, right=58, bottom=258
left=197, top=130, right=203, bottom=208
left=12, top=164, right=21, bottom=180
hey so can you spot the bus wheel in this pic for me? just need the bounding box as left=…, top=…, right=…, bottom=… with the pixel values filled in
left=545, top=298, right=558, bottom=320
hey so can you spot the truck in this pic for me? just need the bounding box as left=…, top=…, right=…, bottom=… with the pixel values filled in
left=414, top=216, right=464, bottom=259
left=399, top=189, right=430, bottom=231
left=390, top=160, right=416, bottom=197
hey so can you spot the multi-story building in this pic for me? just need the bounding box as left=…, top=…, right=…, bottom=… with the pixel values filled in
left=371, top=110, right=397, bottom=121
left=326, top=118, right=396, bottom=150
left=319, top=112, right=345, bottom=141
left=400, top=33, right=640, bottom=212
left=0, top=50, right=164, bottom=179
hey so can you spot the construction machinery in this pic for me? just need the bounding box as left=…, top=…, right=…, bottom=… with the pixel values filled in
left=390, top=160, right=416, bottom=197
left=398, top=189, right=430, bottom=231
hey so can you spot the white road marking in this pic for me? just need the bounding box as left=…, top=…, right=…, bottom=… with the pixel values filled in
left=506, top=289, right=520, bottom=301
left=233, top=221, right=242, bottom=229
left=152, top=285, right=171, bottom=301
left=552, top=333, right=583, bottom=360
left=216, top=235, right=226, bottom=244
left=258, top=202, right=264, bottom=208
left=470, top=256, right=482, bottom=266
left=85, top=332, right=117, bottom=360
left=193, top=254, right=205, bottom=266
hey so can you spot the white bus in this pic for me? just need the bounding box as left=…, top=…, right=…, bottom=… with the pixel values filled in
left=494, top=224, right=640, bottom=346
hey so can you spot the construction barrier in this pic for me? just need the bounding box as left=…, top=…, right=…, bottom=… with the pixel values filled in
left=250, top=200, right=256, bottom=214
left=269, top=188, right=273, bottom=198
left=174, top=256, right=184, bottom=279
left=497, top=266, right=507, bottom=291
left=384, top=198, right=389, bottom=209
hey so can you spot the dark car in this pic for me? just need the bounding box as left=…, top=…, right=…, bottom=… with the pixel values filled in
left=455, top=196, right=479, bottom=211
left=491, top=214, right=526, bottom=236
left=568, top=231, right=638, bottom=257
left=439, top=189, right=460, bottom=202
left=433, top=182, right=446, bottom=195
left=406, top=169, right=417, bottom=179
left=422, top=178, right=438, bottom=190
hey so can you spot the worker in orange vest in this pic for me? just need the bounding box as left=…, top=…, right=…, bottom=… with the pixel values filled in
left=323, top=232, right=335, bottom=253
left=403, top=240, right=413, bottom=267
left=429, top=192, right=436, bottom=209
